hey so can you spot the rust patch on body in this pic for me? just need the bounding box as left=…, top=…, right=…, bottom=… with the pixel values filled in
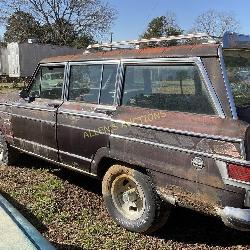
left=157, top=185, right=221, bottom=216
left=212, top=141, right=241, bottom=158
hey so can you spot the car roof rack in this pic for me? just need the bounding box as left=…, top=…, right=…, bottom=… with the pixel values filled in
left=86, top=33, right=217, bottom=51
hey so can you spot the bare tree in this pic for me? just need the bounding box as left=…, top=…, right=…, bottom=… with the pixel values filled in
left=0, top=0, right=117, bottom=39
left=193, top=10, right=239, bottom=38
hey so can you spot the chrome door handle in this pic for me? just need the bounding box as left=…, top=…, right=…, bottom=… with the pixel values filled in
left=47, top=103, right=60, bottom=108
left=94, top=108, right=113, bottom=115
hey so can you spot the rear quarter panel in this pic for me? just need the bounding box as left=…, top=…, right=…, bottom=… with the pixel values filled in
left=105, top=106, right=248, bottom=212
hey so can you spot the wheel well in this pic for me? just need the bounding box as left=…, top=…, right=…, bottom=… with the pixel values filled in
left=96, top=157, right=147, bottom=180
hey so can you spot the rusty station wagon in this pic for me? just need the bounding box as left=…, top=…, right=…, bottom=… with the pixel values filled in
left=1, top=33, right=250, bottom=233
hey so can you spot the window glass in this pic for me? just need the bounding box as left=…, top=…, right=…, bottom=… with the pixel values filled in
left=122, top=64, right=215, bottom=115
left=100, top=64, right=118, bottom=105
left=224, top=49, right=250, bottom=108
left=69, top=64, right=102, bottom=103
left=29, top=66, right=64, bottom=100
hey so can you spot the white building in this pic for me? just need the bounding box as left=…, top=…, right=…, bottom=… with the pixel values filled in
left=5, top=42, right=83, bottom=77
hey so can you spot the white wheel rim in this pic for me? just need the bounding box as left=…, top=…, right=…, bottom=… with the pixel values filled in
left=111, top=174, right=146, bottom=220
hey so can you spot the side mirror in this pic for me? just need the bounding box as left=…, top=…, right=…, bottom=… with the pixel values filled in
left=19, top=89, right=29, bottom=99
left=19, top=89, right=36, bottom=103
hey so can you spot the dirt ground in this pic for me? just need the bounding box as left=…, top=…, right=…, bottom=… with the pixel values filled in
left=0, top=91, right=250, bottom=249
left=0, top=156, right=250, bottom=250
left=0, top=88, right=20, bottom=102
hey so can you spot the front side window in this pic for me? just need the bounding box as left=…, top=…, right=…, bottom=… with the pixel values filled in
left=68, top=64, right=118, bottom=105
left=122, top=64, right=215, bottom=115
left=29, top=65, right=65, bottom=100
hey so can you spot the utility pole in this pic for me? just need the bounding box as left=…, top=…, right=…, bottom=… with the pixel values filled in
left=110, top=32, right=113, bottom=51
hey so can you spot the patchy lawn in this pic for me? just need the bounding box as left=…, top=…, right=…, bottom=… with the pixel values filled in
left=0, top=87, right=20, bottom=104
left=0, top=156, right=250, bottom=250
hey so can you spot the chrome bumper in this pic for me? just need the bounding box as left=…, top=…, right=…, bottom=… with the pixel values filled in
left=219, top=207, right=250, bottom=231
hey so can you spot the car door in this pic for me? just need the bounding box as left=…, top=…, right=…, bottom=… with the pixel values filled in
left=11, top=63, right=66, bottom=161
left=57, top=61, right=119, bottom=172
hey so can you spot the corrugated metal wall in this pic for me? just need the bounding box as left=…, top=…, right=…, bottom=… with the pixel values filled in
left=3, top=43, right=84, bottom=77
left=0, top=47, right=9, bottom=75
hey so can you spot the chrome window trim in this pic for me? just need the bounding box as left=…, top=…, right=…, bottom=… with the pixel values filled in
left=26, top=63, right=41, bottom=90
left=61, top=62, right=68, bottom=101
left=63, top=62, right=70, bottom=101
left=28, top=62, right=67, bottom=101
left=97, top=65, right=104, bottom=103
left=119, top=57, right=225, bottom=118
left=121, top=58, right=199, bottom=64
left=40, top=62, right=68, bottom=67
left=116, top=60, right=125, bottom=106
left=218, top=46, right=238, bottom=119
left=196, top=58, right=225, bottom=118
left=112, top=62, right=122, bottom=106
left=68, top=60, right=120, bottom=66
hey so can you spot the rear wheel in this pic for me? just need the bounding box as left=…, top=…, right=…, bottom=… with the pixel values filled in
left=102, top=164, right=171, bottom=233
left=0, top=131, right=19, bottom=166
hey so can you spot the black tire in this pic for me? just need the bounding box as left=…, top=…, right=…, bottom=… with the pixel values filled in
left=102, top=164, right=171, bottom=234
left=0, top=131, right=19, bottom=166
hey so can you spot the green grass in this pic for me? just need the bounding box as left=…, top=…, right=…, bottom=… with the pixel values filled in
left=0, top=163, right=248, bottom=250
left=0, top=82, right=23, bottom=93
left=27, top=174, right=63, bottom=224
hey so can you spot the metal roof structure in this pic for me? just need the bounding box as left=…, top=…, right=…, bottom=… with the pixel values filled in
left=41, top=32, right=250, bottom=64
left=87, top=33, right=217, bottom=50
left=41, top=43, right=220, bottom=63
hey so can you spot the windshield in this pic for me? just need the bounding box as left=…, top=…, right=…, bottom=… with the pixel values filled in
left=224, top=49, right=250, bottom=108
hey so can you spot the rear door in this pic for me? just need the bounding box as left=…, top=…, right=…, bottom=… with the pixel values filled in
left=110, top=59, right=226, bottom=187
left=57, top=61, right=119, bottom=172
left=11, top=63, right=66, bottom=161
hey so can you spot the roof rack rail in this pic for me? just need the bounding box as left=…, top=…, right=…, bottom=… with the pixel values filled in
left=86, top=33, right=217, bottom=51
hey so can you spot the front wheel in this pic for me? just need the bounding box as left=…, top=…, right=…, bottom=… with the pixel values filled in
left=102, top=164, right=171, bottom=234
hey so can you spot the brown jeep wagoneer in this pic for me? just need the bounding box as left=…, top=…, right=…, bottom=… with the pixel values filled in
left=1, top=33, right=250, bottom=233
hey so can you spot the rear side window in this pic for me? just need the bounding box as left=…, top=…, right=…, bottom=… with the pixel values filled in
left=68, top=64, right=118, bottom=105
left=122, top=64, right=216, bottom=115
left=99, top=64, right=118, bottom=105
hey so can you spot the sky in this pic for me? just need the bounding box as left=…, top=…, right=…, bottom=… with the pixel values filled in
left=107, top=0, right=250, bottom=42
left=1, top=0, right=249, bottom=42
